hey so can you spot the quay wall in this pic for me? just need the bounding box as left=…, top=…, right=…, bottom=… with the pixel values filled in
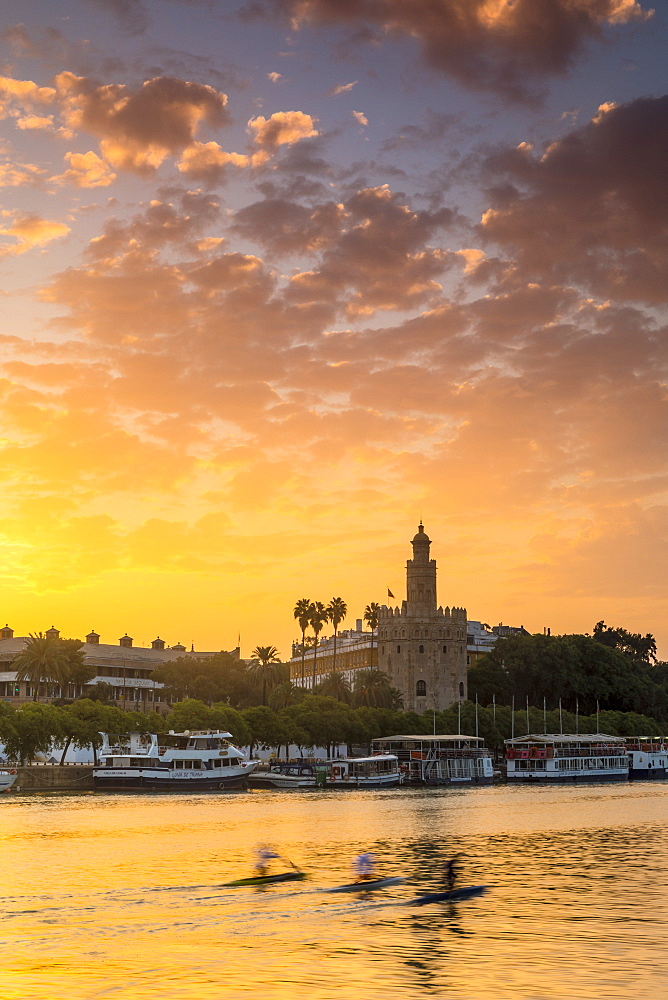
left=11, top=765, right=95, bottom=791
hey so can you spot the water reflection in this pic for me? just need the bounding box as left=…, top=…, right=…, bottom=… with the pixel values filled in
left=1, top=784, right=668, bottom=999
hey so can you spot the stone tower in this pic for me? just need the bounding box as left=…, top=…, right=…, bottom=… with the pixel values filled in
left=377, top=523, right=467, bottom=712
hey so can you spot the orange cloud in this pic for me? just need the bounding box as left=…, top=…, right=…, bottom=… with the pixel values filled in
left=0, top=213, right=70, bottom=255
left=54, top=72, right=230, bottom=174
left=248, top=110, right=319, bottom=148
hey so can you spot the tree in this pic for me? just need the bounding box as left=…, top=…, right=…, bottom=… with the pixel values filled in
left=241, top=705, right=287, bottom=756
left=364, top=603, right=380, bottom=665
left=327, top=597, right=347, bottom=674
left=151, top=652, right=255, bottom=708
left=352, top=669, right=402, bottom=709
left=293, top=598, right=312, bottom=687
left=309, top=601, right=329, bottom=688
left=268, top=681, right=305, bottom=711
left=317, top=671, right=351, bottom=703
left=593, top=621, right=657, bottom=663
left=12, top=633, right=72, bottom=701
left=1, top=702, right=65, bottom=764
left=248, top=646, right=284, bottom=705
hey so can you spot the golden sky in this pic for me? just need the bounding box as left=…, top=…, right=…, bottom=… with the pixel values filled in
left=1, top=1, right=666, bottom=657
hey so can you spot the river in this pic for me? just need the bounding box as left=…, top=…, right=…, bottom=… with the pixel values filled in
left=2, top=782, right=667, bottom=999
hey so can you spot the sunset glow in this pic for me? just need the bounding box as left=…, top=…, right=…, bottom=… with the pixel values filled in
left=1, top=0, right=666, bottom=657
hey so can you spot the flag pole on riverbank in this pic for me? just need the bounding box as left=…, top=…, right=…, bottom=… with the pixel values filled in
left=526, top=695, right=530, bottom=735
left=559, top=698, right=563, bottom=734
left=576, top=697, right=579, bottom=734
left=511, top=695, right=515, bottom=739
left=543, top=696, right=547, bottom=734
left=475, top=693, right=479, bottom=738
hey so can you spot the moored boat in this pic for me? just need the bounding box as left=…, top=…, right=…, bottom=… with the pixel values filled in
left=370, top=735, right=494, bottom=785
left=625, top=737, right=668, bottom=779
left=248, top=753, right=402, bottom=789
left=93, top=730, right=259, bottom=791
left=0, top=769, right=18, bottom=793
left=505, top=734, right=629, bottom=782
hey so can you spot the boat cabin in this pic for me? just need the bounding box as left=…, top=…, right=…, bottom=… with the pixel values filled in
left=371, top=735, right=493, bottom=785
left=505, top=734, right=628, bottom=782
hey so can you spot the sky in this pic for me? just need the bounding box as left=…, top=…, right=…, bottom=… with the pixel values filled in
left=1, top=0, right=666, bottom=659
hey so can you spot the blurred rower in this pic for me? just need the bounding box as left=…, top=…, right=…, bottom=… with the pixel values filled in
left=353, top=851, right=375, bottom=882
left=255, top=845, right=281, bottom=877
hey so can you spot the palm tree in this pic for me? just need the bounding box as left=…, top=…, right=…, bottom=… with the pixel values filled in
left=364, top=602, right=380, bottom=667
left=293, top=598, right=312, bottom=687
left=268, top=681, right=304, bottom=711
left=352, top=668, right=400, bottom=709
left=12, top=633, right=71, bottom=701
left=316, top=670, right=351, bottom=703
left=248, top=646, right=283, bottom=705
left=327, top=597, right=347, bottom=674
left=309, top=601, right=329, bottom=689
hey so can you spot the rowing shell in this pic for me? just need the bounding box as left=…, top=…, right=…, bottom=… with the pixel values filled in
left=408, top=885, right=488, bottom=906
left=223, top=871, right=307, bottom=887
left=324, top=876, right=406, bottom=893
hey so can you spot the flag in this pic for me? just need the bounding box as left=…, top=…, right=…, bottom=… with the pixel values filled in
left=387, top=588, right=395, bottom=598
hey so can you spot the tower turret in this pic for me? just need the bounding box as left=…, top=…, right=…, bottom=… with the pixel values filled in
left=406, top=522, right=437, bottom=615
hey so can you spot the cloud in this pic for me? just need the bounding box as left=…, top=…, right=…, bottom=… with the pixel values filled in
left=480, top=94, right=668, bottom=303
left=0, top=160, right=48, bottom=187
left=280, top=0, right=651, bottom=100
left=248, top=110, right=319, bottom=148
left=54, top=150, right=117, bottom=187
left=176, top=141, right=262, bottom=182
left=352, top=110, right=368, bottom=126
left=329, top=80, right=358, bottom=96
left=0, top=75, right=56, bottom=114
left=0, top=213, right=70, bottom=255
left=267, top=72, right=283, bottom=82
left=54, top=72, right=230, bottom=174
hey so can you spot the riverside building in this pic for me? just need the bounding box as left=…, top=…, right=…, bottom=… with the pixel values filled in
left=0, top=625, right=236, bottom=711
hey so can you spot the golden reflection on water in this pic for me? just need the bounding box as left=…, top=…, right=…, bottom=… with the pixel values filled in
left=2, top=784, right=668, bottom=999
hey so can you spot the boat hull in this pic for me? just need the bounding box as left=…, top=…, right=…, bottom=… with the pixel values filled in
left=507, top=772, right=628, bottom=783
left=93, top=770, right=251, bottom=791
left=0, top=771, right=17, bottom=792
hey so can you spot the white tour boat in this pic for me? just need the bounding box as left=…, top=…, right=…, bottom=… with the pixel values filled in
left=370, top=735, right=494, bottom=785
left=248, top=753, right=402, bottom=789
left=0, top=769, right=18, bottom=792
left=625, top=738, right=668, bottom=779
left=93, top=730, right=259, bottom=791
left=505, top=734, right=629, bottom=782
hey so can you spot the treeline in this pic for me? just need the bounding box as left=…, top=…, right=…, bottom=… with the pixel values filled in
left=0, top=695, right=661, bottom=766
left=468, top=622, right=668, bottom=726
left=151, top=657, right=403, bottom=710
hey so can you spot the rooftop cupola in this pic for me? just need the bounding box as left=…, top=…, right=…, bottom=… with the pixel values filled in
left=406, top=522, right=437, bottom=614
left=119, top=634, right=133, bottom=648
left=86, top=630, right=100, bottom=645
left=1, top=624, right=14, bottom=640
left=151, top=637, right=165, bottom=650
left=45, top=626, right=60, bottom=639
left=171, top=642, right=186, bottom=652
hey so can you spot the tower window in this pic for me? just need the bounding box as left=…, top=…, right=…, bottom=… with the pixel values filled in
left=416, top=680, right=427, bottom=697
left=443, top=645, right=447, bottom=654
left=381, top=645, right=385, bottom=654
left=397, top=645, right=401, bottom=654
left=419, top=645, right=424, bottom=654
left=459, top=681, right=465, bottom=699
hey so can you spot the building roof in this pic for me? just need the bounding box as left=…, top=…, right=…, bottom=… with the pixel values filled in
left=372, top=734, right=484, bottom=742
left=505, top=733, right=623, bottom=744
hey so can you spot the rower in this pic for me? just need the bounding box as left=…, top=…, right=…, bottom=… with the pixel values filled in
left=353, top=851, right=375, bottom=882
left=445, top=854, right=463, bottom=892
left=255, top=845, right=281, bottom=877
